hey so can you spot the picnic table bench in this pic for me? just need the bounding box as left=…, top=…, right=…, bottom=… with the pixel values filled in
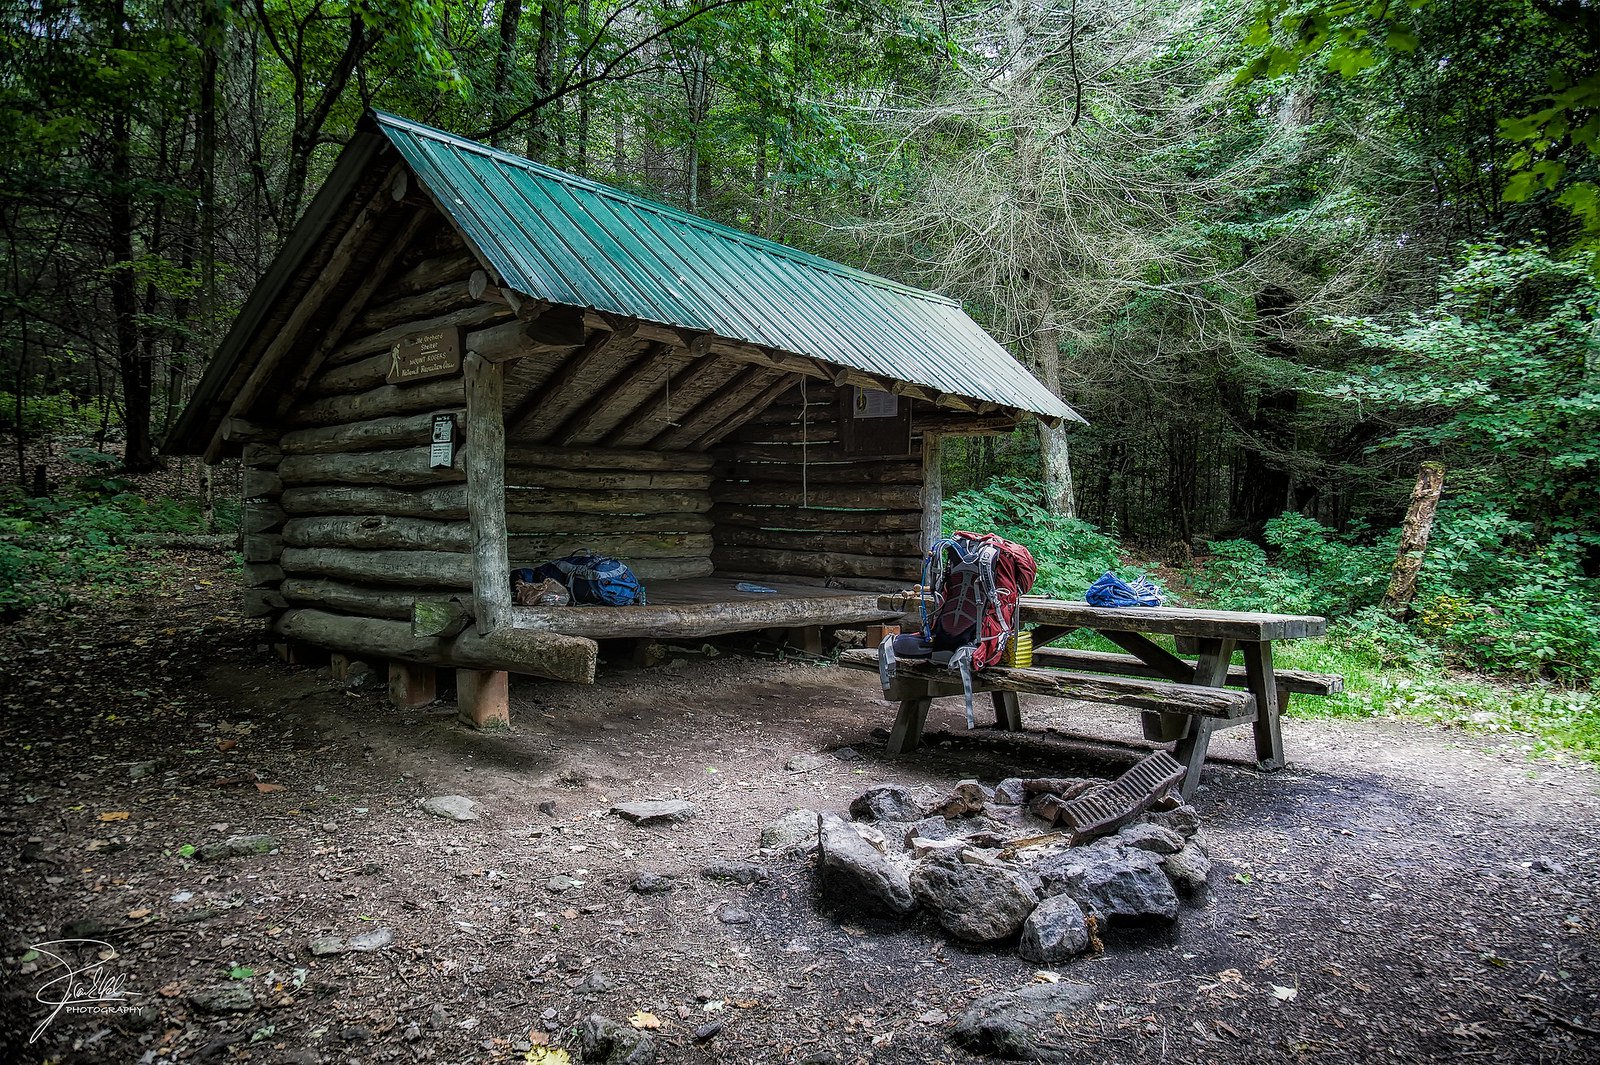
left=839, top=595, right=1343, bottom=798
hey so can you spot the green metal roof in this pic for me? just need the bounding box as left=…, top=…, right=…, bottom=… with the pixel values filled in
left=374, top=111, right=1081, bottom=424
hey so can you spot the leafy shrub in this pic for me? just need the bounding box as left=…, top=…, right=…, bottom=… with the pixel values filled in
left=0, top=390, right=113, bottom=435
left=941, top=476, right=1158, bottom=600
left=1189, top=513, right=1390, bottom=618
left=0, top=453, right=224, bottom=616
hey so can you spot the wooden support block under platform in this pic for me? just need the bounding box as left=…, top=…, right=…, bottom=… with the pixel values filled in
left=388, top=661, right=438, bottom=708
left=456, top=668, right=510, bottom=729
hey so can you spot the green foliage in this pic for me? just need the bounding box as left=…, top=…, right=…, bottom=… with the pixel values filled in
left=1189, top=513, right=1392, bottom=619
left=940, top=476, right=1150, bottom=600
left=0, top=455, right=228, bottom=617
left=0, top=391, right=114, bottom=435
left=1325, top=243, right=1600, bottom=546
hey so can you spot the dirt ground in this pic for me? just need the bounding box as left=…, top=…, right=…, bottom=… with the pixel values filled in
left=1, top=551, right=1597, bottom=1064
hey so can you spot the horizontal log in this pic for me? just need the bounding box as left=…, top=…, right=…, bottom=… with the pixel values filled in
left=276, top=608, right=598, bottom=684
left=505, top=511, right=712, bottom=535
left=243, top=469, right=283, bottom=498
left=242, top=562, right=284, bottom=587
left=722, top=461, right=923, bottom=486
left=280, top=547, right=474, bottom=588
left=413, top=596, right=473, bottom=639
left=505, top=532, right=712, bottom=560
left=279, top=448, right=466, bottom=488
left=325, top=302, right=511, bottom=368
left=280, top=410, right=465, bottom=455
left=502, top=444, right=715, bottom=472
left=710, top=483, right=923, bottom=510
left=630, top=557, right=714, bottom=581
left=711, top=546, right=920, bottom=581
left=280, top=577, right=459, bottom=620
left=240, top=503, right=286, bottom=534
left=709, top=504, right=922, bottom=533
left=504, top=466, right=711, bottom=492
left=1029, top=648, right=1345, bottom=696
left=241, top=587, right=288, bottom=617
left=742, top=420, right=843, bottom=443
left=714, top=570, right=912, bottom=594
left=290, top=377, right=466, bottom=428
left=390, top=251, right=479, bottom=297
left=242, top=534, right=283, bottom=563
left=281, top=483, right=469, bottom=519
left=714, top=442, right=859, bottom=463
left=353, top=279, right=476, bottom=335
left=714, top=526, right=921, bottom=557
left=306, top=350, right=392, bottom=396
left=506, top=592, right=897, bottom=640
left=241, top=443, right=282, bottom=468
left=837, top=649, right=1256, bottom=719
left=504, top=488, right=712, bottom=515
left=467, top=318, right=577, bottom=364
left=283, top=515, right=470, bottom=553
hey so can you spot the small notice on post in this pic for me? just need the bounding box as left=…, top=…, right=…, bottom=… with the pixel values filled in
left=430, top=413, right=457, bottom=469
left=387, top=326, right=463, bottom=385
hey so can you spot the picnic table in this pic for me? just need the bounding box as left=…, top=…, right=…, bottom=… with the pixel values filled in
left=839, top=595, right=1343, bottom=798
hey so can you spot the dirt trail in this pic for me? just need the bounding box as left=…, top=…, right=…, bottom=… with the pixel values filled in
left=1, top=558, right=1596, bottom=1063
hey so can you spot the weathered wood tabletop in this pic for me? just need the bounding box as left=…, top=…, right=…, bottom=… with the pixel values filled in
left=863, top=594, right=1337, bottom=797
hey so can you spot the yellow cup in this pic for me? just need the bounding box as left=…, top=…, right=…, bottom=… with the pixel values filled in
left=1005, top=629, right=1033, bottom=668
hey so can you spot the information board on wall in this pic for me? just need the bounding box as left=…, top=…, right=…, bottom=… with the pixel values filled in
left=387, top=326, right=464, bottom=385
left=839, top=385, right=912, bottom=456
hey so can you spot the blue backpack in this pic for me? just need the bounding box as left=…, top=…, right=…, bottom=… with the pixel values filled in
left=525, top=551, right=646, bottom=607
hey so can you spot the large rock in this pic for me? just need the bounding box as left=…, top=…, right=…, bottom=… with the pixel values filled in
left=419, top=796, right=479, bottom=821
left=196, top=834, right=279, bottom=862
left=1148, top=803, right=1201, bottom=838
left=849, top=785, right=923, bottom=823
left=1018, top=896, right=1091, bottom=964
left=910, top=853, right=1039, bottom=942
left=759, top=808, right=819, bottom=853
left=578, top=1013, right=656, bottom=1065
left=1162, top=843, right=1212, bottom=897
left=611, top=800, right=696, bottom=825
left=1116, top=822, right=1185, bottom=855
left=187, top=983, right=255, bottom=1013
left=1035, top=843, right=1178, bottom=925
left=950, top=981, right=1096, bottom=1061
left=931, top=780, right=992, bottom=819
left=818, top=815, right=916, bottom=916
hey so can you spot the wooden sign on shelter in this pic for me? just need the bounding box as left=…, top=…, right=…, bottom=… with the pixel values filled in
left=387, top=326, right=463, bottom=385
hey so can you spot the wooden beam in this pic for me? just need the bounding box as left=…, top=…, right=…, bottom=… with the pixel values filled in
left=688, top=373, right=806, bottom=449
left=595, top=350, right=724, bottom=447
left=505, top=594, right=897, bottom=640
left=503, top=328, right=623, bottom=437
left=551, top=341, right=673, bottom=446
left=277, top=608, right=597, bottom=684
left=522, top=304, right=589, bottom=347
left=920, top=432, right=941, bottom=553
left=464, top=352, right=511, bottom=635
left=638, top=365, right=764, bottom=449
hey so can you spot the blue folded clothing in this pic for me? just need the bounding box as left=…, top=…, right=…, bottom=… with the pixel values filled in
left=1085, top=571, right=1163, bottom=608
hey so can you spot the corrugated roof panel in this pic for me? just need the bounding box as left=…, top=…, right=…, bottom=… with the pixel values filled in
left=375, top=111, right=1082, bottom=424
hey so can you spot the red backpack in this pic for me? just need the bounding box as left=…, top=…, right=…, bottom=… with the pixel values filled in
left=881, top=531, right=1037, bottom=726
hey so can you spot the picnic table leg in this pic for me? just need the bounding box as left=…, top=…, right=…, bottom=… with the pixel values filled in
left=1172, top=638, right=1234, bottom=799
left=886, top=694, right=933, bottom=756
left=991, top=691, right=1023, bottom=732
left=1241, top=641, right=1286, bottom=771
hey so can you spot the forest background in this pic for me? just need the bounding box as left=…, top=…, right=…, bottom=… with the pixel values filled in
left=1, top=0, right=1596, bottom=754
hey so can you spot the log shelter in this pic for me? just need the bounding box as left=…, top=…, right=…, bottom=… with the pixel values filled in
left=168, top=111, right=1081, bottom=723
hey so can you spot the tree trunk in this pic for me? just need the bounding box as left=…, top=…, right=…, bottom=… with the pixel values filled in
left=108, top=0, right=154, bottom=471
left=492, top=0, right=523, bottom=148
left=1382, top=461, right=1446, bottom=621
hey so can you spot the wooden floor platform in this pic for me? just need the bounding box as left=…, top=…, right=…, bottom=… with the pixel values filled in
left=506, top=575, right=900, bottom=639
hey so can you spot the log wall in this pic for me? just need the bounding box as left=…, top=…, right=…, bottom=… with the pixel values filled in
left=708, top=387, right=932, bottom=589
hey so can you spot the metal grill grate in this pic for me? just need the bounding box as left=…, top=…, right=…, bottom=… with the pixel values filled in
left=1059, top=751, right=1187, bottom=843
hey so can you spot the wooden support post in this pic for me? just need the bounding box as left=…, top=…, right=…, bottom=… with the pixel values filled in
left=463, top=352, right=511, bottom=635
left=991, top=691, right=1023, bottom=732
left=786, top=625, right=824, bottom=654
left=1242, top=641, right=1286, bottom=772
left=1172, top=638, right=1234, bottom=799
left=886, top=695, right=933, bottom=756
left=456, top=668, right=510, bottom=729
left=388, top=661, right=437, bottom=708
left=920, top=433, right=942, bottom=553
left=330, top=653, right=352, bottom=682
